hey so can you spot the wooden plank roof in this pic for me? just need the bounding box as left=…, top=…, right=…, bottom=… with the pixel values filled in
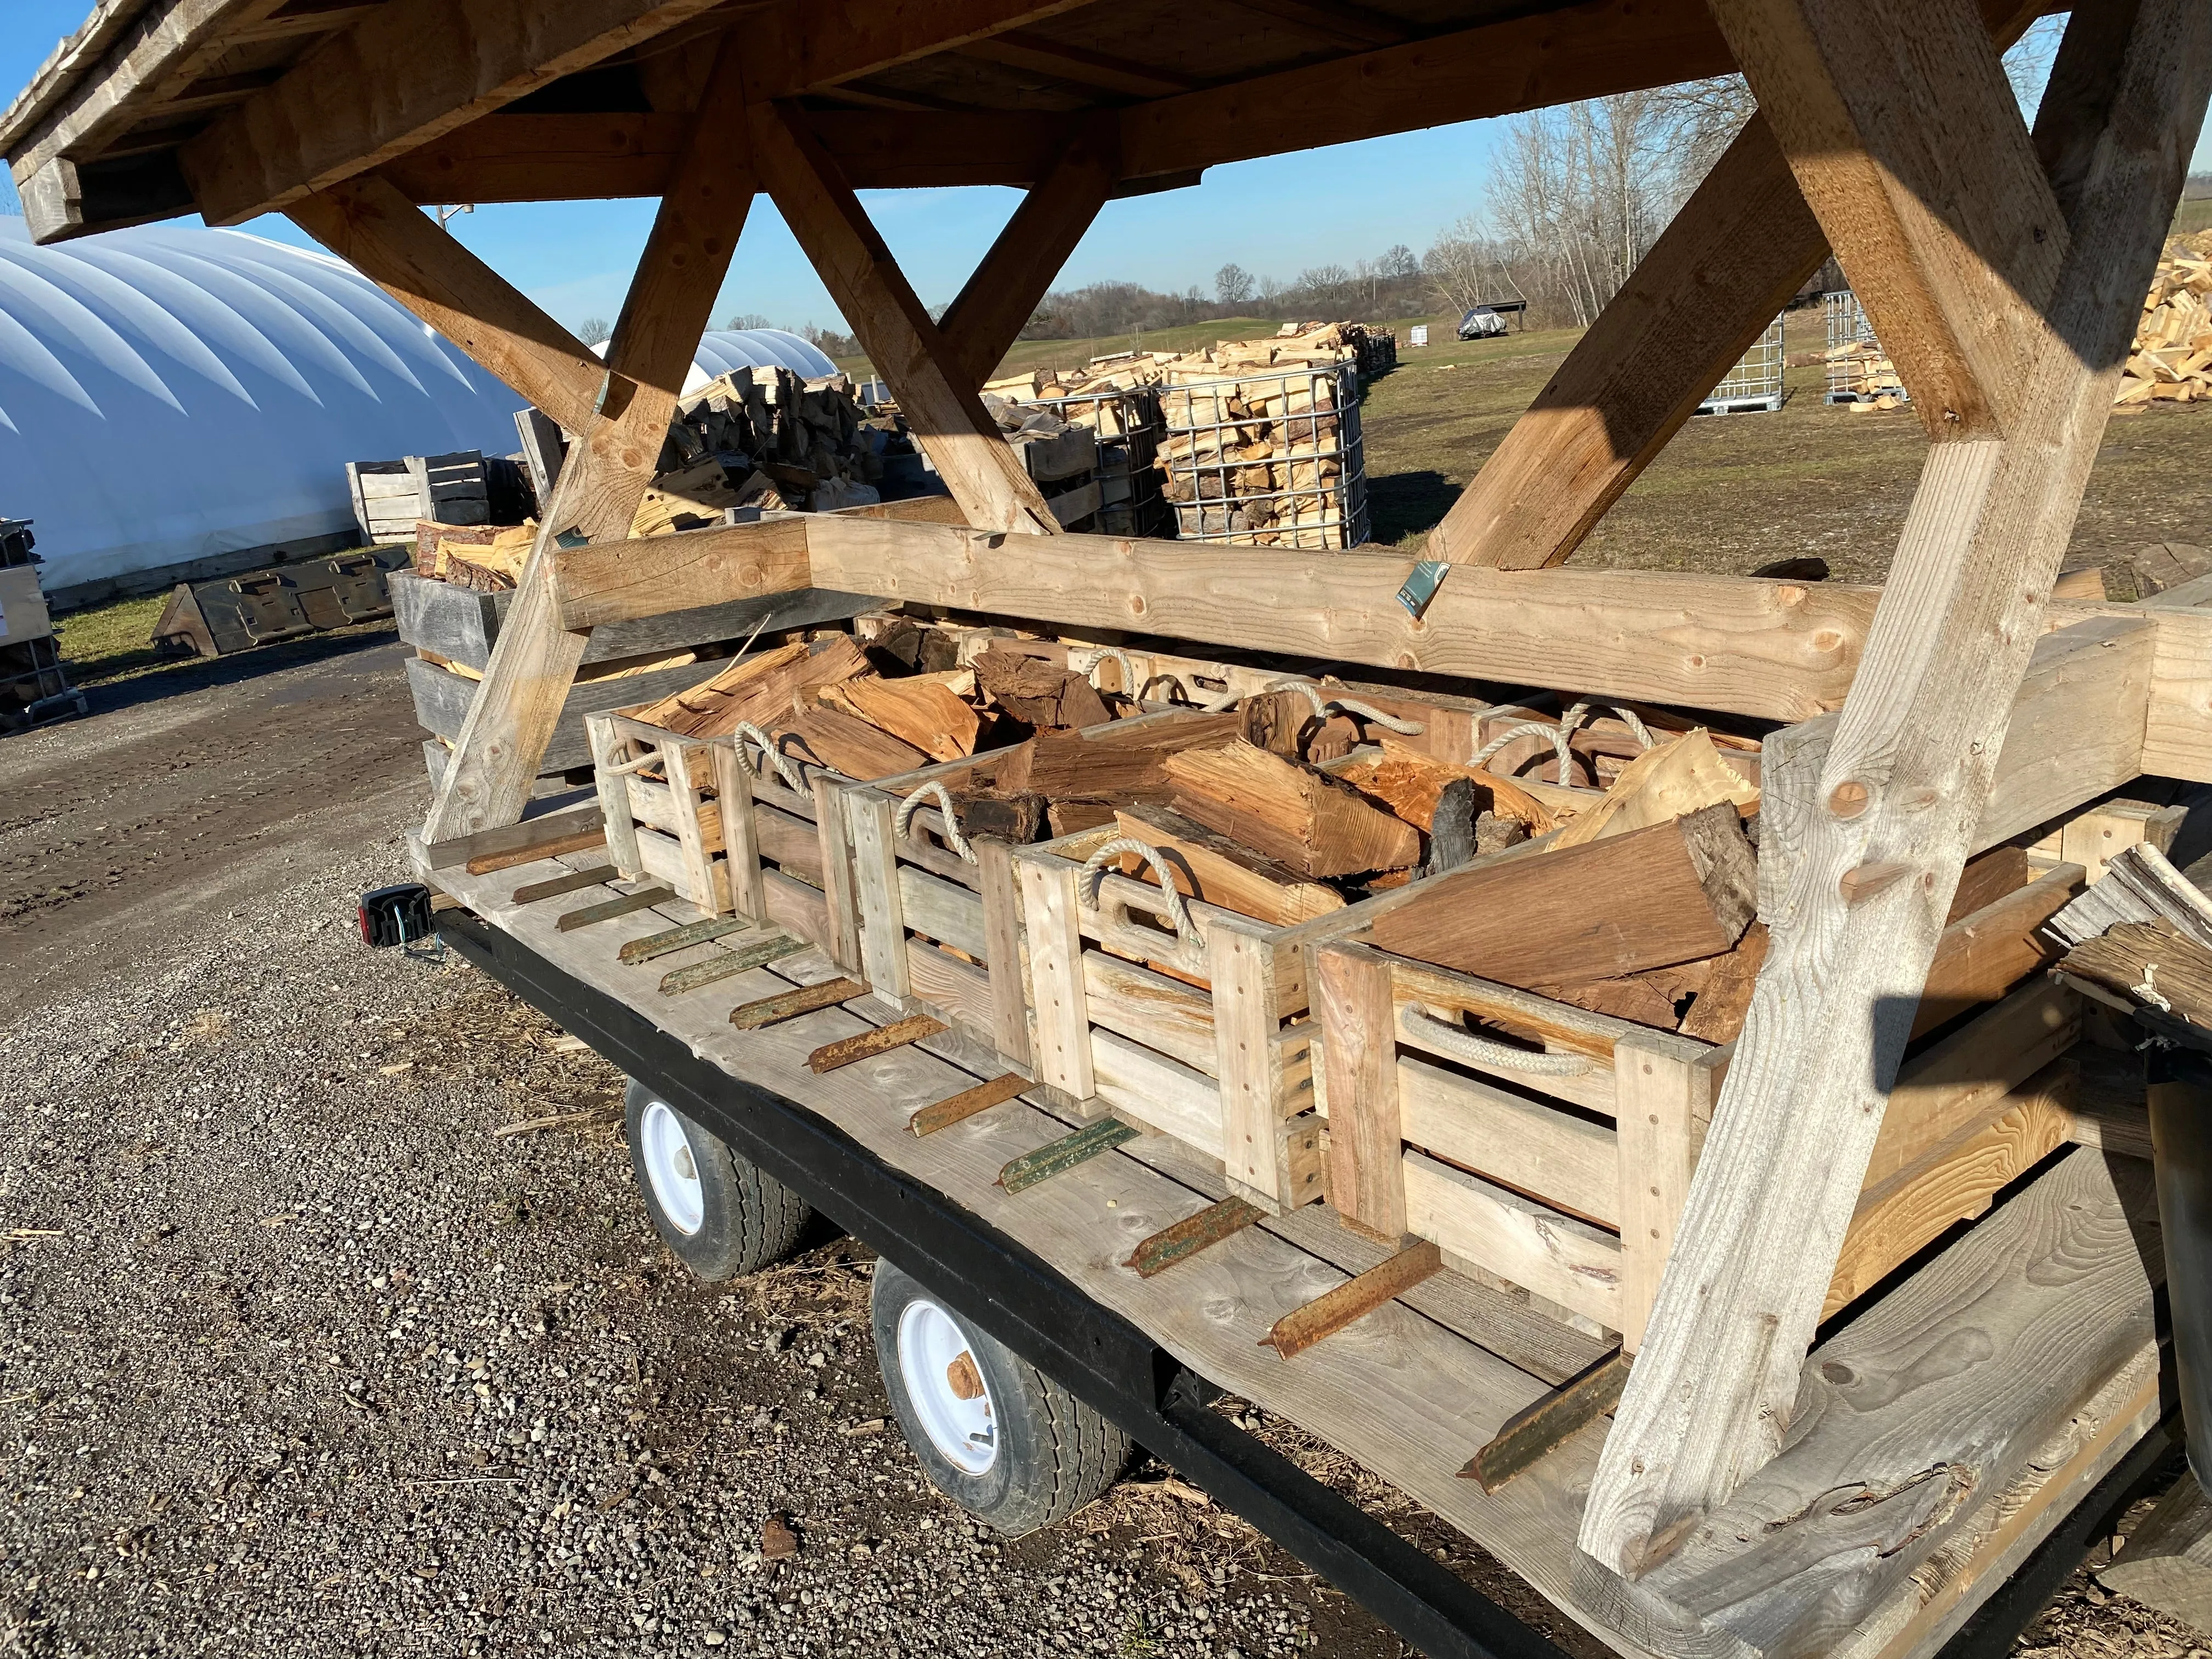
left=2, top=0, right=1742, bottom=242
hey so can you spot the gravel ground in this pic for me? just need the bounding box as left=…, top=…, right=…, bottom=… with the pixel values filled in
left=1, top=631, right=2205, bottom=1659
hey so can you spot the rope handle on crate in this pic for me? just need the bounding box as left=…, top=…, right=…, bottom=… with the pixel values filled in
left=602, top=749, right=664, bottom=777
left=1079, top=837, right=1204, bottom=946
left=730, top=721, right=807, bottom=790
left=1082, top=647, right=1141, bottom=697
left=1400, top=1008, right=1593, bottom=1077
left=1467, top=696, right=1657, bottom=786
left=1193, top=675, right=1427, bottom=736
left=892, top=781, right=978, bottom=866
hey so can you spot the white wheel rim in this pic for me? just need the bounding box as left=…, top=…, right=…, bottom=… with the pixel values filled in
left=897, top=1299, right=998, bottom=1476
left=639, top=1100, right=705, bottom=1235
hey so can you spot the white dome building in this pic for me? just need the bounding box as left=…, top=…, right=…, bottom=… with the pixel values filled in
left=683, top=328, right=839, bottom=387
left=0, top=216, right=527, bottom=597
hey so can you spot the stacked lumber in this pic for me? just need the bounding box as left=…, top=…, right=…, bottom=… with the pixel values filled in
left=630, top=367, right=902, bottom=533
left=2115, top=234, right=2212, bottom=408
left=345, top=450, right=534, bottom=545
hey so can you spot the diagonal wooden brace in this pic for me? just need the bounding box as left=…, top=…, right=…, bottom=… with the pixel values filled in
left=415, top=35, right=755, bottom=841
left=1579, top=0, right=2212, bottom=1578
left=939, top=116, right=1121, bottom=390
left=1427, top=0, right=2049, bottom=569
left=750, top=99, right=1060, bottom=535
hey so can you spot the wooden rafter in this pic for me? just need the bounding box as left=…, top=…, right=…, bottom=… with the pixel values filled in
left=175, top=0, right=728, bottom=228
left=378, top=109, right=1081, bottom=204
left=1579, top=0, right=2212, bottom=1579
left=956, top=32, right=1203, bottom=98
left=419, top=37, right=757, bottom=842
left=740, top=0, right=1102, bottom=99
left=1116, top=0, right=1734, bottom=182
left=939, top=117, right=1121, bottom=388
left=750, top=100, right=1060, bottom=536
left=1219, top=0, right=1413, bottom=48
left=287, top=174, right=604, bottom=432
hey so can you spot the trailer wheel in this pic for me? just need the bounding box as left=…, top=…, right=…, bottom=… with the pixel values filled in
left=623, top=1079, right=811, bottom=1280
left=870, top=1257, right=1130, bottom=1535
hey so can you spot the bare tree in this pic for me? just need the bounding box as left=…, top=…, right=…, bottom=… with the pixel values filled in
left=1214, top=262, right=1255, bottom=306
left=723, top=311, right=774, bottom=331
left=577, top=315, right=611, bottom=345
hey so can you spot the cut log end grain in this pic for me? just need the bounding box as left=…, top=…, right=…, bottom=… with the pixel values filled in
left=1163, top=738, right=1420, bottom=878
left=972, top=645, right=1111, bottom=731
left=1368, top=803, right=1756, bottom=986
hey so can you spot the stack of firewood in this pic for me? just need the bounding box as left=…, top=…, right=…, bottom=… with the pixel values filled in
left=630, top=367, right=903, bottom=534
left=2115, top=234, right=2212, bottom=409
left=1826, top=340, right=1906, bottom=407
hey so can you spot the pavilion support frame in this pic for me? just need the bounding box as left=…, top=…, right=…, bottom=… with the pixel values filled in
left=249, top=1, right=2212, bottom=1639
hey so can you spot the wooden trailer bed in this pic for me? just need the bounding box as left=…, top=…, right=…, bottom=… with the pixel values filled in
left=422, top=833, right=2168, bottom=1659
left=16, top=0, right=2212, bottom=1646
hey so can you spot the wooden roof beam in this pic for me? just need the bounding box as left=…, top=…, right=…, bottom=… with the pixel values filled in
left=1116, top=0, right=1736, bottom=182
left=378, top=108, right=1078, bottom=202
left=956, top=32, right=1204, bottom=99
left=161, top=0, right=730, bottom=232
left=1581, top=0, right=2212, bottom=1582
left=739, top=0, right=1103, bottom=99
left=1217, top=0, right=1413, bottom=49
left=940, top=118, right=1120, bottom=387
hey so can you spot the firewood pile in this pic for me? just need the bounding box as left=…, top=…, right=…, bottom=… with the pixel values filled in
left=979, top=394, right=1110, bottom=532
left=630, top=367, right=902, bottom=533
left=2115, top=233, right=2212, bottom=409
left=624, top=620, right=1141, bottom=797
left=1825, top=340, right=1906, bottom=408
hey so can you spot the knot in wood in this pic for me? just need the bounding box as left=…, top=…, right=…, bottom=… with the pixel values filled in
left=1828, top=780, right=1870, bottom=819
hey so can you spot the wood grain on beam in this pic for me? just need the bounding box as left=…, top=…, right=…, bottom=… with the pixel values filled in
left=806, top=516, right=1874, bottom=719
left=1118, top=0, right=1734, bottom=182
left=1580, top=0, right=2212, bottom=1578
left=423, top=39, right=754, bottom=841
left=1708, top=0, right=2068, bottom=438
left=751, top=100, right=1058, bottom=536
left=940, top=118, right=1120, bottom=388
left=178, top=0, right=725, bottom=225
left=288, top=173, right=603, bottom=432
left=1430, top=118, right=1822, bottom=569
left=1220, top=0, right=1412, bottom=48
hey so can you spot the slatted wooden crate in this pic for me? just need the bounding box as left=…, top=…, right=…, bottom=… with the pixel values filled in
left=584, top=706, right=860, bottom=967
left=1309, top=849, right=2095, bottom=1351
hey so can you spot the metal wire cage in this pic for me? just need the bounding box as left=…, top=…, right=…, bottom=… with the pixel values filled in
left=1155, top=361, right=1369, bottom=550
left=1824, top=289, right=1909, bottom=403
left=1699, top=314, right=1786, bottom=415
left=1030, top=384, right=1172, bottom=539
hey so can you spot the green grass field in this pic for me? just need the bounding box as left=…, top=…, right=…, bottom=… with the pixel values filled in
left=48, top=590, right=177, bottom=685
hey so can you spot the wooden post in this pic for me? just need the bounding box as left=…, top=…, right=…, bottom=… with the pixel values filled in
left=975, top=837, right=1034, bottom=1068
left=749, top=99, right=1060, bottom=535
left=939, top=117, right=1120, bottom=390
left=415, top=38, right=755, bottom=842
left=710, top=736, right=770, bottom=926
left=584, top=714, right=644, bottom=877
left=1611, top=1036, right=1703, bottom=1354
left=1210, top=916, right=1291, bottom=1210
left=1581, top=0, right=2212, bottom=1577
left=1015, top=851, right=1095, bottom=1102
left=843, top=789, right=914, bottom=1006
left=1313, top=941, right=1406, bottom=1239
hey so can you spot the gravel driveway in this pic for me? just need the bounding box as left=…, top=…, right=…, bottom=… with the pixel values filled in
left=0, top=629, right=2200, bottom=1659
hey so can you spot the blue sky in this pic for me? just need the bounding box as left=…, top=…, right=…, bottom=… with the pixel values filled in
left=5, top=1, right=2210, bottom=340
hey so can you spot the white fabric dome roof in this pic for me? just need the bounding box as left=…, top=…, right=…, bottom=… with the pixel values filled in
left=686, top=329, right=839, bottom=386
left=0, top=217, right=527, bottom=593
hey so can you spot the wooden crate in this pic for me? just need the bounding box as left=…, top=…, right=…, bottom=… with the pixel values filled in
left=832, top=705, right=1245, bottom=1076
left=584, top=707, right=857, bottom=966
left=1309, top=850, right=2094, bottom=1351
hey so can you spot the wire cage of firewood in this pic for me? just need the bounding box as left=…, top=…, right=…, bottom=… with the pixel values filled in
left=1824, top=287, right=1910, bottom=405
left=1032, top=385, right=1172, bottom=539
left=1697, top=313, right=1786, bottom=415
left=1156, top=361, right=1369, bottom=550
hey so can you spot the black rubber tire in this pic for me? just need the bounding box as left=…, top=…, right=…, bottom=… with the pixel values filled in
left=623, top=1079, right=811, bottom=1280
left=870, top=1256, right=1131, bottom=1536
